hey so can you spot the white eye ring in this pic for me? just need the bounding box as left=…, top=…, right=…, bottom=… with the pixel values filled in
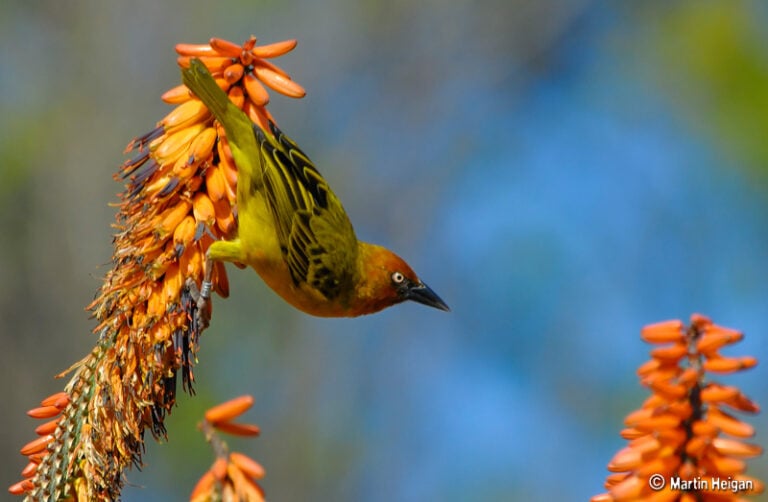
left=391, top=272, right=405, bottom=284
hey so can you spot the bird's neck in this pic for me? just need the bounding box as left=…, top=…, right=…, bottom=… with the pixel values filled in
left=347, top=242, right=396, bottom=316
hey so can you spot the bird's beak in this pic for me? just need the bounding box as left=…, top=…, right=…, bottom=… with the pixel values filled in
left=407, top=281, right=450, bottom=312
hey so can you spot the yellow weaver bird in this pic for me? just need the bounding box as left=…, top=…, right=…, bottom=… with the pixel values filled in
left=181, top=59, right=449, bottom=321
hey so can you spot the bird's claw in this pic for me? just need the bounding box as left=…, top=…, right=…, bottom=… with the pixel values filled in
left=185, top=278, right=212, bottom=330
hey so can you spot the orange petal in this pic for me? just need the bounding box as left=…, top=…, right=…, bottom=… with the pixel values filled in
left=20, top=462, right=37, bottom=478
left=228, top=86, right=245, bottom=110
left=605, top=472, right=630, bottom=488
left=619, top=428, right=645, bottom=440
left=665, top=401, right=693, bottom=420
left=204, top=395, right=254, bottom=424
left=20, top=435, right=52, bottom=456
left=640, top=320, right=685, bottom=344
left=27, top=406, right=61, bottom=419
left=230, top=452, right=266, bottom=480
left=691, top=420, right=718, bottom=438
left=161, top=84, right=192, bottom=104
left=608, top=474, right=644, bottom=500
left=700, top=383, right=740, bottom=403
left=244, top=73, right=270, bottom=107
left=146, top=281, right=165, bottom=319
left=211, top=457, right=228, bottom=481
left=8, top=479, right=33, bottom=495
left=650, top=343, right=688, bottom=362
left=192, top=193, right=216, bottom=226
left=173, top=215, right=196, bottom=251
left=702, top=356, right=758, bottom=374
left=27, top=453, right=45, bottom=464
left=176, top=43, right=218, bottom=57
left=251, top=57, right=288, bottom=77
left=723, top=392, right=760, bottom=414
left=641, top=394, right=668, bottom=409
left=162, top=263, right=182, bottom=304
left=648, top=380, right=688, bottom=401
left=213, top=421, right=261, bottom=437
left=189, top=469, right=215, bottom=501
left=696, top=328, right=742, bottom=353
left=153, top=124, right=206, bottom=165
left=711, top=437, right=762, bottom=458
left=676, top=367, right=700, bottom=387
left=213, top=198, right=236, bottom=237
left=187, top=127, right=217, bottom=165
left=636, top=359, right=661, bottom=377
left=633, top=414, right=682, bottom=432
left=655, top=427, right=687, bottom=448
left=689, top=313, right=712, bottom=329
left=628, top=435, right=661, bottom=454
left=205, top=165, right=228, bottom=202
left=242, top=35, right=257, bottom=51
left=707, top=407, right=755, bottom=438
left=224, top=63, right=245, bottom=84
left=213, top=260, right=230, bottom=298
left=634, top=455, right=680, bottom=479
left=641, top=365, right=681, bottom=386
left=701, top=452, right=746, bottom=475
left=210, top=37, right=243, bottom=58
left=161, top=99, right=210, bottom=134
left=624, top=408, right=654, bottom=426
left=179, top=245, right=203, bottom=280
left=252, top=63, right=306, bottom=98
left=214, top=75, right=231, bottom=93
left=607, top=447, right=643, bottom=472
left=40, top=392, right=69, bottom=408
left=684, top=435, right=709, bottom=457
left=159, top=200, right=192, bottom=236
left=34, top=418, right=60, bottom=436
left=177, top=55, right=234, bottom=72
left=244, top=101, right=271, bottom=131
left=251, top=39, right=298, bottom=58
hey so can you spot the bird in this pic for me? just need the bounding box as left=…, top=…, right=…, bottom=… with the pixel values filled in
left=181, top=59, right=449, bottom=323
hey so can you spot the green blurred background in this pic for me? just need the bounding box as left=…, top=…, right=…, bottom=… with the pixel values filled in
left=2, top=1, right=767, bottom=500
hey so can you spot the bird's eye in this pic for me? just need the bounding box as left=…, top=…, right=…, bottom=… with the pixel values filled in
left=391, top=272, right=405, bottom=284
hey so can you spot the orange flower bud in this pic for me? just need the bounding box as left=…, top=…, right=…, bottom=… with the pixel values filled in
left=711, top=437, right=762, bottom=458
left=27, top=406, right=61, bottom=419
left=650, top=343, right=688, bottom=362
left=230, top=452, right=266, bottom=480
left=20, top=435, right=52, bottom=456
left=702, top=356, right=758, bottom=374
left=210, top=37, right=244, bottom=58
left=40, top=392, right=70, bottom=408
left=213, top=421, right=262, bottom=437
left=204, top=395, right=254, bottom=424
left=211, top=457, right=228, bottom=481
left=640, top=320, right=685, bottom=343
left=251, top=39, right=297, bottom=59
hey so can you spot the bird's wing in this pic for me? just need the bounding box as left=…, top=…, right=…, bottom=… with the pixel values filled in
left=258, top=122, right=358, bottom=300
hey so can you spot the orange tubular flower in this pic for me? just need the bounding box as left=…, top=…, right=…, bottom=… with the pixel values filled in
left=191, top=396, right=266, bottom=502
left=11, top=36, right=303, bottom=500
left=592, top=315, right=763, bottom=501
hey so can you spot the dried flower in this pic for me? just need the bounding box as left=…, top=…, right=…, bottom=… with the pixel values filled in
left=592, top=315, right=763, bottom=501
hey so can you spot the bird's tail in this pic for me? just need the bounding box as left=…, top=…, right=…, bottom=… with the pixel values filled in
left=181, top=59, right=263, bottom=196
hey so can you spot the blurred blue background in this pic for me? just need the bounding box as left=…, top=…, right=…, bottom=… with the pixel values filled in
left=2, top=1, right=767, bottom=500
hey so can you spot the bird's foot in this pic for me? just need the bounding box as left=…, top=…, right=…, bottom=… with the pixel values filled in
left=185, top=277, right=212, bottom=330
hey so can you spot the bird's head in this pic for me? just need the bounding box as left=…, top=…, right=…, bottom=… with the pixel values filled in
left=355, top=243, right=450, bottom=315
